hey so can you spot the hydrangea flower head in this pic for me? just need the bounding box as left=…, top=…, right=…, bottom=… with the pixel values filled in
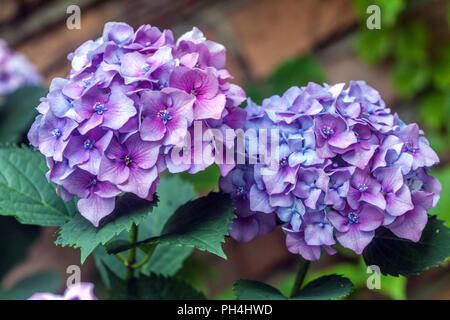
left=28, top=22, right=245, bottom=226
left=0, top=39, right=42, bottom=96
left=28, top=282, right=97, bottom=300
left=220, top=81, right=441, bottom=260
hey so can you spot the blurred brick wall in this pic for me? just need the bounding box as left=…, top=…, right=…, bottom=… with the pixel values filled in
left=0, top=0, right=357, bottom=85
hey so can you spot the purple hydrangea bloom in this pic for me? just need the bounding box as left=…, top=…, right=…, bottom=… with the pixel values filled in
left=139, top=89, right=194, bottom=145
left=169, top=67, right=226, bottom=120
left=0, top=39, right=42, bottom=96
left=28, top=282, right=97, bottom=300
left=28, top=22, right=246, bottom=226
left=327, top=204, right=384, bottom=254
left=220, top=81, right=441, bottom=261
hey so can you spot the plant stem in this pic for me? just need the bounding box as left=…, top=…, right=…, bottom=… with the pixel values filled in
left=114, top=253, right=128, bottom=265
left=125, top=223, right=138, bottom=280
left=289, top=259, right=311, bottom=298
left=130, top=243, right=156, bottom=269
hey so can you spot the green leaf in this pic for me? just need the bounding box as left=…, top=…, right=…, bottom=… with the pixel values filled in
left=292, top=275, right=353, bottom=300
left=268, top=56, right=326, bottom=95
left=139, top=175, right=197, bottom=236
left=395, top=22, right=428, bottom=64
left=0, top=145, right=76, bottom=226
left=363, top=216, right=450, bottom=276
left=106, top=265, right=205, bottom=300
left=0, top=86, right=47, bottom=143
left=96, top=242, right=193, bottom=288
left=419, top=92, right=450, bottom=131
left=234, top=275, right=353, bottom=300
left=97, top=176, right=196, bottom=285
left=233, top=280, right=286, bottom=300
left=0, top=271, right=60, bottom=300
left=152, top=192, right=234, bottom=258
left=244, top=55, right=325, bottom=104
left=429, top=167, right=450, bottom=226
left=356, top=28, right=393, bottom=64
left=0, top=216, right=39, bottom=279
left=432, top=44, right=450, bottom=91
left=142, top=244, right=193, bottom=277
left=353, top=0, right=405, bottom=28
left=391, top=61, right=429, bottom=98
left=244, top=83, right=272, bottom=105
left=180, top=165, right=220, bottom=193
left=108, top=192, right=234, bottom=259
left=55, top=193, right=158, bottom=263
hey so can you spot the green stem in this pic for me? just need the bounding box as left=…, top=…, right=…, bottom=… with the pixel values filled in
left=125, top=223, right=138, bottom=280
left=114, top=253, right=128, bottom=266
left=131, top=247, right=155, bottom=269
left=289, top=259, right=311, bottom=298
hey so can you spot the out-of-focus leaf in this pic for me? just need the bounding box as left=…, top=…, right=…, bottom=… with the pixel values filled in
left=353, top=0, right=405, bottom=28
left=244, top=83, right=272, bottom=105
left=0, top=216, right=39, bottom=279
left=0, top=271, right=60, bottom=300
left=426, top=132, right=448, bottom=155
left=391, top=61, right=429, bottom=98
left=419, top=92, right=450, bottom=131
left=268, top=56, right=326, bottom=95
left=395, top=22, right=428, bottom=63
left=105, top=265, right=205, bottom=300
left=429, top=167, right=450, bottom=226
left=0, top=86, right=47, bottom=143
left=432, top=44, right=450, bottom=91
left=356, top=28, right=393, bottom=64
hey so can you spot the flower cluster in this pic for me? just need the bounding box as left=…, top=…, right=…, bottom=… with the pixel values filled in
left=28, top=22, right=246, bottom=227
left=0, top=39, right=41, bottom=96
left=220, top=81, right=441, bottom=260
left=28, top=282, right=97, bottom=300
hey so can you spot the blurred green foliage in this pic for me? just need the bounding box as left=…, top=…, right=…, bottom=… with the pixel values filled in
left=429, top=166, right=450, bottom=227
left=278, top=257, right=407, bottom=300
left=354, top=0, right=450, bottom=155
left=0, top=216, right=39, bottom=279
left=245, top=56, right=326, bottom=104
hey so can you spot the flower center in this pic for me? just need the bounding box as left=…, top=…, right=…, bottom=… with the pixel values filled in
left=89, top=177, right=97, bottom=186
left=143, top=63, right=152, bottom=73
left=190, top=88, right=199, bottom=96
left=93, top=102, right=107, bottom=115
left=347, top=212, right=359, bottom=224
left=402, top=142, right=416, bottom=154
left=279, top=157, right=288, bottom=167
left=321, top=126, right=334, bottom=138
left=82, top=77, right=91, bottom=88
left=358, top=183, right=368, bottom=192
left=51, top=129, right=62, bottom=139
left=123, top=155, right=133, bottom=166
left=157, top=109, right=172, bottom=125
left=83, top=139, right=95, bottom=150
left=235, top=186, right=247, bottom=197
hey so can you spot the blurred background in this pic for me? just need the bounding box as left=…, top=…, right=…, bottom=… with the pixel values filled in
left=0, top=0, right=449, bottom=300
